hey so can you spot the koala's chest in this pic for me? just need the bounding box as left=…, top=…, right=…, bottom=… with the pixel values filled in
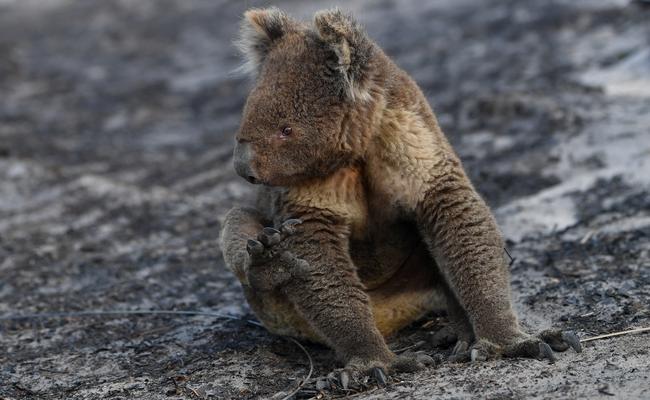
left=364, top=154, right=427, bottom=220
left=284, top=167, right=369, bottom=238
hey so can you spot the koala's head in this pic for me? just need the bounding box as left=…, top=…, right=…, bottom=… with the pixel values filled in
left=233, top=8, right=375, bottom=186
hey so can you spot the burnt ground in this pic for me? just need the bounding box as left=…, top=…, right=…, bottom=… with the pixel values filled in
left=1, top=0, right=649, bottom=399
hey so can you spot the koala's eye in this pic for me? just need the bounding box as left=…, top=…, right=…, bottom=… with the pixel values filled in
left=280, top=126, right=292, bottom=137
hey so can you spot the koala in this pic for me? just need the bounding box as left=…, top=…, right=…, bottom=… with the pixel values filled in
left=220, top=8, right=581, bottom=386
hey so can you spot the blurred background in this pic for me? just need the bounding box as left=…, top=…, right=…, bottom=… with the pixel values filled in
left=1, top=1, right=649, bottom=399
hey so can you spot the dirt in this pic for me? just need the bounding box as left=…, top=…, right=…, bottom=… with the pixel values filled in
left=1, top=0, right=649, bottom=399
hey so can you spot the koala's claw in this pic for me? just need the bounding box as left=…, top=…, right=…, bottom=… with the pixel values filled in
left=259, top=227, right=281, bottom=246
left=539, top=342, right=557, bottom=363
left=280, top=218, right=302, bottom=234
left=244, top=219, right=310, bottom=290
left=470, top=348, right=485, bottom=362
left=468, top=339, right=557, bottom=363
left=452, top=340, right=469, bottom=355
left=246, top=239, right=265, bottom=257
left=371, top=367, right=387, bottom=387
left=457, top=329, right=582, bottom=364
left=537, top=329, right=583, bottom=353
left=448, top=340, right=470, bottom=362
left=246, top=219, right=303, bottom=264
left=341, top=364, right=389, bottom=388
left=246, top=238, right=271, bottom=266
left=562, top=331, right=583, bottom=353
left=339, top=370, right=350, bottom=390
left=311, top=363, right=392, bottom=395
left=309, top=352, right=436, bottom=396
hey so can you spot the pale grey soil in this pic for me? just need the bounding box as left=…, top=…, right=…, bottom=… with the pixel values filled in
left=0, top=1, right=649, bottom=399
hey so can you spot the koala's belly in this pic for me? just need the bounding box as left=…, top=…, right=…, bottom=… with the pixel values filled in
left=251, top=223, right=446, bottom=342
left=351, top=220, right=423, bottom=289
left=368, top=241, right=447, bottom=337
left=354, top=222, right=447, bottom=336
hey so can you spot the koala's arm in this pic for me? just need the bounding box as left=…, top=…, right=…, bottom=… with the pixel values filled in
left=280, top=207, right=395, bottom=369
left=415, top=159, right=523, bottom=343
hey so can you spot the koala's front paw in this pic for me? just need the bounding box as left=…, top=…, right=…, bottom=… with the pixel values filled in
left=451, top=330, right=582, bottom=364
left=245, top=219, right=305, bottom=291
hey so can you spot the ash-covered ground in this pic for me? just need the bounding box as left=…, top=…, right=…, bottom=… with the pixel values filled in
left=1, top=0, right=649, bottom=399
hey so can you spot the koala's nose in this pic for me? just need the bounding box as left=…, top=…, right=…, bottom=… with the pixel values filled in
left=233, top=141, right=259, bottom=184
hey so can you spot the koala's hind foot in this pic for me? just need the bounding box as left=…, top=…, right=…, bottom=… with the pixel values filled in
left=245, top=219, right=305, bottom=291
left=451, top=330, right=582, bottom=363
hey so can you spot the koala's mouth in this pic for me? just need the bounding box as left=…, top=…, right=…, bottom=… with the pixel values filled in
left=245, top=175, right=261, bottom=185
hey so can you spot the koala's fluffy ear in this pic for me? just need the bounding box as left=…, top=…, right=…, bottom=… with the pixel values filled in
left=236, top=8, right=296, bottom=75
left=314, top=9, right=374, bottom=101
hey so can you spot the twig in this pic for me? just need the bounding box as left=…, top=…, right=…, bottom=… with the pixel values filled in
left=392, top=340, right=426, bottom=354
left=188, top=385, right=205, bottom=399
left=0, top=309, right=312, bottom=399
left=581, top=327, right=650, bottom=343
left=280, top=337, right=314, bottom=400
left=393, top=344, right=420, bottom=354
left=580, top=230, right=596, bottom=244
